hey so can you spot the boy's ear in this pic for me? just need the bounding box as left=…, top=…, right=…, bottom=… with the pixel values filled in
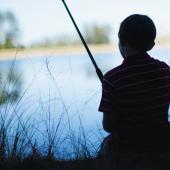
left=147, top=41, right=155, bottom=51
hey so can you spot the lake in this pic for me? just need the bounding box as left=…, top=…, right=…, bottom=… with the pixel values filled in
left=0, top=48, right=170, bottom=158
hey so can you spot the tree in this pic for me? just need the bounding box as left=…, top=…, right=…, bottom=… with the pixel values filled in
left=0, top=11, right=19, bottom=49
left=83, top=24, right=111, bottom=44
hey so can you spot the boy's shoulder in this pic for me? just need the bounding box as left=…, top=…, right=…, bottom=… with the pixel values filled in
left=149, top=55, right=170, bottom=68
left=103, top=55, right=170, bottom=82
left=103, top=64, right=125, bottom=81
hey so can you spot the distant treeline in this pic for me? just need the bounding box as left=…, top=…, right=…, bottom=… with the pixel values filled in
left=0, top=10, right=112, bottom=49
left=3, top=10, right=170, bottom=49
left=31, top=24, right=112, bottom=48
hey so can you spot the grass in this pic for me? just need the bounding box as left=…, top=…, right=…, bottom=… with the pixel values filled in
left=0, top=54, right=107, bottom=169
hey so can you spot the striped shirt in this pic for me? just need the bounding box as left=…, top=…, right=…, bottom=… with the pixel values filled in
left=99, top=53, right=170, bottom=153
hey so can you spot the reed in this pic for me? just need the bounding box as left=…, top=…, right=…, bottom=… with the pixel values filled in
left=0, top=56, right=105, bottom=170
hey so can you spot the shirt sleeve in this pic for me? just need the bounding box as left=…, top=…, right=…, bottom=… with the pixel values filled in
left=98, top=76, right=116, bottom=113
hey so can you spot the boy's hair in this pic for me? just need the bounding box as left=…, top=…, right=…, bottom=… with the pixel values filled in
left=118, top=14, right=156, bottom=51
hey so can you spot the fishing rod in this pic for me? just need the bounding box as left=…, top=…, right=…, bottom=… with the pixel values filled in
left=61, top=0, right=103, bottom=83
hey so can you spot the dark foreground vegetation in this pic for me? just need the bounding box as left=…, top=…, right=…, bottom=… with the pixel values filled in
left=1, top=155, right=170, bottom=170
left=0, top=157, right=113, bottom=170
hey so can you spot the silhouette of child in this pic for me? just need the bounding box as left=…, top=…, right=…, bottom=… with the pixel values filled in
left=98, top=14, right=170, bottom=169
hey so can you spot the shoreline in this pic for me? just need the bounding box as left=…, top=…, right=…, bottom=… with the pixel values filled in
left=0, top=43, right=170, bottom=60
left=0, top=44, right=116, bottom=60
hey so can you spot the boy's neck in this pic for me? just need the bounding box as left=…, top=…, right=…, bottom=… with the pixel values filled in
left=125, top=45, right=143, bottom=58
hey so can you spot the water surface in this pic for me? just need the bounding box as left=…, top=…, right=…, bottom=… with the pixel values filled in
left=0, top=49, right=170, bottom=157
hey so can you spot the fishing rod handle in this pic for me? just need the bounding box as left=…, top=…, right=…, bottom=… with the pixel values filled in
left=96, top=68, right=103, bottom=82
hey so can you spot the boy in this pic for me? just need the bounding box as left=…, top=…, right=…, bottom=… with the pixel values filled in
left=98, top=14, right=170, bottom=168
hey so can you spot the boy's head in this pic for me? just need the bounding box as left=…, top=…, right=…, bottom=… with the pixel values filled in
left=118, top=14, right=156, bottom=52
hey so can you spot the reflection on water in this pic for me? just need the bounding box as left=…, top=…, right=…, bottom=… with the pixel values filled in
left=0, top=61, right=22, bottom=105
left=0, top=49, right=169, bottom=156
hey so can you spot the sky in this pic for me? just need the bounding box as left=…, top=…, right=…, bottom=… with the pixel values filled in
left=1, top=0, right=170, bottom=46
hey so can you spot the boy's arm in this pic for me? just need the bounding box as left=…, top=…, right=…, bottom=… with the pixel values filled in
left=99, top=74, right=119, bottom=133
left=102, top=112, right=116, bottom=133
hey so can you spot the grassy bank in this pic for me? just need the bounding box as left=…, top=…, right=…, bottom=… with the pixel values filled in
left=0, top=157, right=112, bottom=170
left=0, top=104, right=106, bottom=170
